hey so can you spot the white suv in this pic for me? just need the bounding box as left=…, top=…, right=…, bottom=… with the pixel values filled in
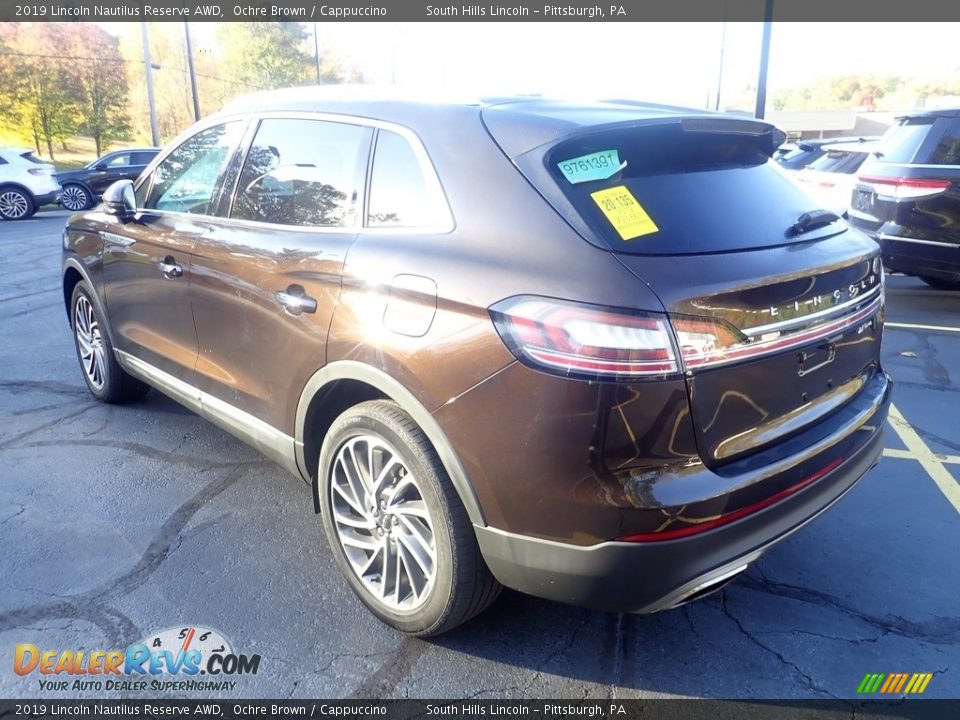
left=0, top=148, right=62, bottom=220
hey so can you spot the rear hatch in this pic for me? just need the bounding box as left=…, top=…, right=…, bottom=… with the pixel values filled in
left=848, top=111, right=960, bottom=247
left=484, top=104, right=884, bottom=467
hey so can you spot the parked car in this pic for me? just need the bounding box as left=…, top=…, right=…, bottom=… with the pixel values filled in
left=776, top=136, right=878, bottom=171
left=0, top=147, right=61, bottom=220
left=790, top=140, right=880, bottom=214
left=56, top=148, right=161, bottom=211
left=61, top=90, right=891, bottom=635
left=848, top=108, right=960, bottom=290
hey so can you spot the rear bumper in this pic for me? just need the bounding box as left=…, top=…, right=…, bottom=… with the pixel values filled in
left=474, top=371, right=890, bottom=614
left=876, top=234, right=960, bottom=281
left=34, top=189, right=62, bottom=206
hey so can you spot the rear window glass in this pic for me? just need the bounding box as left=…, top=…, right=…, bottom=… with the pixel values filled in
left=806, top=150, right=868, bottom=174
left=19, top=152, right=43, bottom=164
left=541, top=124, right=832, bottom=255
left=877, top=118, right=935, bottom=163
left=777, top=146, right=823, bottom=170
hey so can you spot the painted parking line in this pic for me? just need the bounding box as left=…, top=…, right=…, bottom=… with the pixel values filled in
left=886, top=404, right=960, bottom=516
left=883, top=448, right=960, bottom=465
left=886, top=321, right=960, bottom=334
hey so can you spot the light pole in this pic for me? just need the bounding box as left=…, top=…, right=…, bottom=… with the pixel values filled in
left=755, top=0, right=774, bottom=119
left=140, top=22, right=160, bottom=146
left=184, top=22, right=201, bottom=121
left=313, top=23, right=322, bottom=84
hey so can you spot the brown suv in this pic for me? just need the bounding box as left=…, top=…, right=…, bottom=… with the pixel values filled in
left=62, top=90, right=891, bottom=636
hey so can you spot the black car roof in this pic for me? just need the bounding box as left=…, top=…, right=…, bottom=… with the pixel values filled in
left=218, top=86, right=777, bottom=158
left=898, top=107, right=960, bottom=120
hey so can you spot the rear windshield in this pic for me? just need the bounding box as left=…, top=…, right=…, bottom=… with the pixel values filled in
left=18, top=152, right=44, bottom=164
left=807, top=150, right=868, bottom=174
left=877, top=117, right=936, bottom=163
left=777, top=146, right=823, bottom=170
left=538, top=123, right=834, bottom=255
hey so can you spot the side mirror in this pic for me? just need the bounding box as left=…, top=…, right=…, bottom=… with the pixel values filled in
left=102, top=179, right=136, bottom=220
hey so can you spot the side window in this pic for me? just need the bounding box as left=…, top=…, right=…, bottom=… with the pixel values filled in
left=930, top=122, right=960, bottom=166
left=367, top=130, right=447, bottom=228
left=145, top=122, right=244, bottom=215
left=104, top=153, right=131, bottom=168
left=131, top=151, right=157, bottom=166
left=231, top=118, right=366, bottom=227
left=0, top=156, right=7, bottom=165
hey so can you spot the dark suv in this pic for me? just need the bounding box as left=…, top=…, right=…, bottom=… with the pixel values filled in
left=61, top=91, right=891, bottom=636
left=848, top=108, right=960, bottom=289
left=56, top=148, right=160, bottom=211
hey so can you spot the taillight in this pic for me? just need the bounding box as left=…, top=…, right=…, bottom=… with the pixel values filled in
left=27, top=168, right=48, bottom=176
left=489, top=296, right=678, bottom=380
left=671, top=316, right=748, bottom=370
left=858, top=175, right=951, bottom=200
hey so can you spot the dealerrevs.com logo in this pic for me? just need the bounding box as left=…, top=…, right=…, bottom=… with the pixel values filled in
left=14, top=625, right=260, bottom=693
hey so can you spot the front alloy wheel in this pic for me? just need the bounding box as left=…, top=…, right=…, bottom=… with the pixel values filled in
left=74, top=293, right=106, bottom=390
left=69, top=282, right=149, bottom=403
left=61, top=184, right=90, bottom=211
left=330, top=435, right=437, bottom=611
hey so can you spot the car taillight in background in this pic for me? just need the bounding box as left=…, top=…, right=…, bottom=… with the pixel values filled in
left=857, top=175, right=952, bottom=200
left=489, top=296, right=678, bottom=379
left=27, top=168, right=50, bottom=176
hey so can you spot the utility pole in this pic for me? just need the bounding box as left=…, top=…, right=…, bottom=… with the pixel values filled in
left=754, top=0, right=774, bottom=119
left=313, top=23, right=322, bottom=84
left=140, top=22, right=160, bottom=146
left=184, top=22, right=201, bottom=121
left=715, top=16, right=727, bottom=111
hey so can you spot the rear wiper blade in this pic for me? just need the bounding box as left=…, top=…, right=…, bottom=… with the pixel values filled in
left=785, top=209, right=841, bottom=237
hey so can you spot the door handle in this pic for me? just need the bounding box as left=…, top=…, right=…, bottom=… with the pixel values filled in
left=159, top=257, right=183, bottom=279
left=276, top=285, right=317, bottom=315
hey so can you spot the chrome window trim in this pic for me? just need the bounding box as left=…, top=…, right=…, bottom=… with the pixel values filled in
left=134, top=110, right=455, bottom=235
left=878, top=233, right=959, bottom=248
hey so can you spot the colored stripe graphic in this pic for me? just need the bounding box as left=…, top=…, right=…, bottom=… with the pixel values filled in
left=858, top=672, right=932, bottom=694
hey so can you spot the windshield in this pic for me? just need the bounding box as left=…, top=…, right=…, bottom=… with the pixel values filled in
left=536, top=123, right=837, bottom=255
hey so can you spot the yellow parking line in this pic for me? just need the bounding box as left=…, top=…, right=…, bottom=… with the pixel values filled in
left=887, top=404, right=960, bottom=515
left=886, top=321, right=960, bottom=334
left=883, top=448, right=960, bottom=465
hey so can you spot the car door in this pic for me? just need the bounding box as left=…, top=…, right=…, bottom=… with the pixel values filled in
left=189, top=116, right=370, bottom=435
left=86, top=152, right=131, bottom=195
left=101, top=120, right=247, bottom=383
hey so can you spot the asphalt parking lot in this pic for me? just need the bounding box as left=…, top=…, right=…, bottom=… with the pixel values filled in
left=1, top=209, right=958, bottom=700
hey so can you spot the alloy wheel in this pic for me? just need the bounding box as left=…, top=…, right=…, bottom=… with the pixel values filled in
left=74, top=294, right=106, bottom=390
left=61, top=185, right=89, bottom=211
left=329, top=435, right=437, bottom=611
left=0, top=190, right=29, bottom=219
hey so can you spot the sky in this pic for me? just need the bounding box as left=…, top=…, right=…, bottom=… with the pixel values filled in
left=110, top=22, right=960, bottom=110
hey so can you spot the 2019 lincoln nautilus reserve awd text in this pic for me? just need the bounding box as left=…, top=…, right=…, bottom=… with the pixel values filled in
left=61, top=89, right=891, bottom=636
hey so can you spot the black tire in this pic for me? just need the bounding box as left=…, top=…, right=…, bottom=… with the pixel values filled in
left=318, top=400, right=501, bottom=636
left=920, top=275, right=960, bottom=291
left=70, top=282, right=149, bottom=404
left=61, top=183, right=92, bottom=211
left=0, top=186, right=34, bottom=220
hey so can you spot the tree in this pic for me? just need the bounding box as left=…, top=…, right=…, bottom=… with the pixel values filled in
left=68, top=25, right=131, bottom=156
left=216, top=22, right=312, bottom=90
left=0, top=23, right=83, bottom=160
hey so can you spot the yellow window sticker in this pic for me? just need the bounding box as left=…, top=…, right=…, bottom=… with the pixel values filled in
left=590, top=186, right=659, bottom=241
